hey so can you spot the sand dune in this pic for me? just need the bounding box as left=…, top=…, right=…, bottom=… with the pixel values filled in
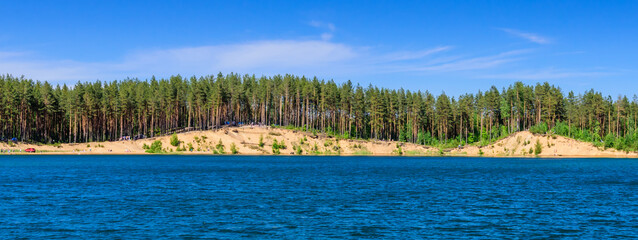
left=449, top=131, right=637, bottom=158
left=0, top=126, right=437, bottom=156
left=2, top=128, right=636, bottom=158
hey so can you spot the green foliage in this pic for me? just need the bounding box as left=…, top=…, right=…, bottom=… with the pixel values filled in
left=353, top=149, right=372, bottom=155
left=1, top=73, right=637, bottom=154
left=324, top=139, right=333, bottom=147
left=478, top=148, right=484, bottom=156
left=295, top=145, right=303, bottom=155
left=216, top=139, right=225, bottom=154
left=534, top=140, right=542, bottom=155
left=142, top=143, right=150, bottom=149
left=530, top=122, right=549, bottom=135
left=187, top=143, right=194, bottom=151
left=394, top=143, right=403, bottom=155
left=399, top=128, right=407, bottom=142
left=170, top=134, right=180, bottom=147
left=230, top=143, right=238, bottom=154
left=176, top=144, right=185, bottom=152
left=145, top=140, right=164, bottom=153
left=258, top=135, right=264, bottom=148
left=271, top=138, right=287, bottom=155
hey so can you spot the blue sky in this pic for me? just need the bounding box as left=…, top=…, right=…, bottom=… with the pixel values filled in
left=1, top=0, right=637, bottom=96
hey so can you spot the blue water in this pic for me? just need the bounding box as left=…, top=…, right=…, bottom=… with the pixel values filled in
left=1, top=156, right=638, bottom=239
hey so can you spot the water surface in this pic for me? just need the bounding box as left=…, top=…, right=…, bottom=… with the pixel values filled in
left=1, top=156, right=637, bottom=238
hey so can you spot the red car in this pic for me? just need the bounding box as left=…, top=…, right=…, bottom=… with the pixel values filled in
left=25, top=148, right=36, bottom=153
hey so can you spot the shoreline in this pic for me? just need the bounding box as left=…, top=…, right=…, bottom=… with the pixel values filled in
left=3, top=152, right=638, bottom=158
left=2, top=127, right=637, bottom=158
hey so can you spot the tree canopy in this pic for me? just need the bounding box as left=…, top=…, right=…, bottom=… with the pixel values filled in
left=2, top=73, right=638, bottom=150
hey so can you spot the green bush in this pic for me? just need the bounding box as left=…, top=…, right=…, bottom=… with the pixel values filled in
left=258, top=135, right=264, bottom=148
left=170, top=133, right=180, bottom=147
left=216, top=139, right=225, bottom=154
left=230, top=143, right=238, bottom=154
left=394, top=143, right=403, bottom=155
left=295, top=145, right=303, bottom=155
left=530, top=122, right=548, bottom=135
left=534, top=140, right=542, bottom=155
left=324, top=139, right=333, bottom=147
left=146, top=140, right=164, bottom=153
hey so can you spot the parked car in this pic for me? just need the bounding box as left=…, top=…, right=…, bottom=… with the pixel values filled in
left=25, top=148, right=36, bottom=153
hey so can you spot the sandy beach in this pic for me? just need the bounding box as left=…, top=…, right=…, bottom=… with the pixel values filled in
left=1, top=126, right=635, bottom=158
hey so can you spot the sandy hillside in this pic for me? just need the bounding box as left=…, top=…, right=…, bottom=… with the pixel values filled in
left=449, top=131, right=638, bottom=158
left=4, top=128, right=636, bottom=157
left=0, top=126, right=438, bottom=156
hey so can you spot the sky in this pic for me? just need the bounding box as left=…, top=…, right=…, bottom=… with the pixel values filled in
left=1, top=0, right=637, bottom=97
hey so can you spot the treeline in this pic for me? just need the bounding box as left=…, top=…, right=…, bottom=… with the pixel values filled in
left=1, top=73, right=638, bottom=150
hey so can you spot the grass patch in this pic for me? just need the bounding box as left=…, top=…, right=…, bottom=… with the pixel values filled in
left=404, top=150, right=426, bottom=156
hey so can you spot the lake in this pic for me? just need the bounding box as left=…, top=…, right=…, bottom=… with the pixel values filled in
left=1, top=155, right=637, bottom=239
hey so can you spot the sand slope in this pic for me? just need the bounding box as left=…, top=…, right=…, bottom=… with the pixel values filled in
left=0, top=126, right=437, bottom=156
left=449, top=131, right=637, bottom=158
left=3, top=128, right=636, bottom=157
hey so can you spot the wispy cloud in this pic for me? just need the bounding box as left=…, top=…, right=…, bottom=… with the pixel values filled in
left=382, top=49, right=530, bottom=73
left=309, top=20, right=336, bottom=32
left=379, top=46, right=452, bottom=62
left=500, top=28, right=551, bottom=44
left=309, top=20, right=336, bottom=41
left=479, top=68, right=610, bottom=80
left=0, top=40, right=358, bottom=82
left=0, top=39, right=584, bottom=84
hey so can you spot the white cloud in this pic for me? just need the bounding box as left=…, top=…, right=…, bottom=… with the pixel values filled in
left=500, top=28, right=551, bottom=44
left=0, top=41, right=568, bottom=84
left=0, top=40, right=359, bottom=82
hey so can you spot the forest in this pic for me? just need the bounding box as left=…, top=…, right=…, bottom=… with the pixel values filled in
left=1, top=73, right=638, bottom=151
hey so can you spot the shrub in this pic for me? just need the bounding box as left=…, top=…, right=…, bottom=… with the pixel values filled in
left=230, top=143, right=238, bottom=154
left=146, top=140, right=164, bottom=153
left=295, top=145, right=303, bottom=155
left=258, top=135, right=264, bottom=148
left=176, top=144, right=185, bottom=152
left=216, top=139, right=225, bottom=154
left=534, top=140, right=542, bottom=155
left=324, top=139, right=333, bottom=147
left=170, top=134, right=180, bottom=147
left=272, top=140, right=281, bottom=155
left=394, top=143, right=403, bottom=155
